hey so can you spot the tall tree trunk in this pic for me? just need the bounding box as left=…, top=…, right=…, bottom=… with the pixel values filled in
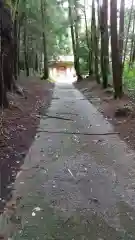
left=0, top=40, right=9, bottom=108
left=0, top=0, right=14, bottom=107
left=129, top=10, right=135, bottom=68
left=100, top=0, right=109, bottom=88
left=84, top=0, right=91, bottom=76
left=68, top=0, right=82, bottom=80
left=68, top=0, right=76, bottom=73
left=119, top=0, right=125, bottom=78
left=17, top=19, right=21, bottom=76
left=110, top=0, right=122, bottom=98
left=1, top=3, right=14, bottom=90
left=92, top=0, right=100, bottom=84
left=89, top=2, right=95, bottom=75
left=23, top=0, right=29, bottom=77
left=35, top=53, right=38, bottom=72
left=23, top=19, right=29, bottom=77
left=12, top=0, right=20, bottom=80
left=41, top=0, right=49, bottom=80
left=74, top=0, right=82, bottom=80
left=13, top=12, right=18, bottom=80
left=42, top=31, right=49, bottom=79
left=123, top=0, right=134, bottom=68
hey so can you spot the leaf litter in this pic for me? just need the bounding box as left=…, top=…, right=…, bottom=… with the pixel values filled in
left=0, top=79, right=54, bottom=214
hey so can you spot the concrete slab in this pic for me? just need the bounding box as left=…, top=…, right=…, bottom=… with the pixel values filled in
left=1, top=83, right=135, bottom=239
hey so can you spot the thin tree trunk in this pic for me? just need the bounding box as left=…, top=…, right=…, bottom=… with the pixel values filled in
left=119, top=0, right=125, bottom=62
left=119, top=0, right=125, bottom=78
left=13, top=12, right=18, bottom=80
left=92, top=0, right=100, bottom=84
left=41, top=0, right=49, bottom=80
left=74, top=0, right=82, bottom=80
left=23, top=21, right=29, bottom=77
left=123, top=0, right=134, bottom=68
left=100, top=0, right=109, bottom=88
left=0, top=39, right=9, bottom=108
left=89, top=1, right=95, bottom=75
left=68, top=0, right=81, bottom=80
left=110, top=0, right=122, bottom=98
left=17, top=19, right=21, bottom=75
left=84, top=0, right=91, bottom=76
left=68, top=0, right=76, bottom=70
left=103, top=0, right=109, bottom=73
left=42, top=32, right=49, bottom=79
left=35, top=53, right=38, bottom=72
left=129, top=10, right=135, bottom=68
left=23, top=0, right=29, bottom=77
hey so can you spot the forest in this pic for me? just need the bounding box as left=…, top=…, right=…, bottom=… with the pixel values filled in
left=68, top=0, right=135, bottom=99
left=1, top=1, right=135, bottom=236
left=0, top=0, right=135, bottom=106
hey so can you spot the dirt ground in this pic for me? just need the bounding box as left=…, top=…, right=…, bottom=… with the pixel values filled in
left=75, top=79, right=135, bottom=150
left=0, top=77, right=54, bottom=208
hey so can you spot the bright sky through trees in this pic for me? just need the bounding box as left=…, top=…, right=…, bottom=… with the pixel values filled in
left=80, top=0, right=134, bottom=9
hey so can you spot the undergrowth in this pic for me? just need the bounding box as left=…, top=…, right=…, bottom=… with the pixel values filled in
left=123, top=64, right=135, bottom=89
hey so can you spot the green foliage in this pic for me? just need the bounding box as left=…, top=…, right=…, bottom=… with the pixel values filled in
left=18, top=0, right=71, bottom=63
left=123, top=63, right=135, bottom=89
left=78, top=33, right=89, bottom=74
